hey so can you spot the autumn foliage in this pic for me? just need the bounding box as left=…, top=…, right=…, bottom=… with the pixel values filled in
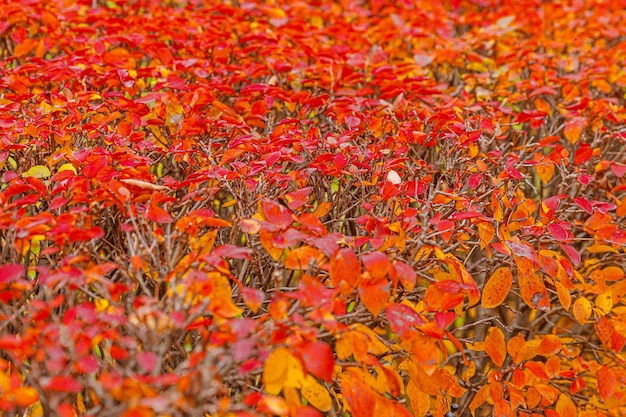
left=1, top=0, right=626, bottom=416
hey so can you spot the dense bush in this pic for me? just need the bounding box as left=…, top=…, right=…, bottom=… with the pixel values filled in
left=0, top=0, right=625, bottom=416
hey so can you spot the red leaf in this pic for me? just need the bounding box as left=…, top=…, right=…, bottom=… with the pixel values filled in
left=385, top=304, right=424, bottom=336
left=434, top=280, right=461, bottom=294
left=137, top=351, right=158, bottom=373
left=434, top=311, right=455, bottom=329
left=560, top=243, right=581, bottom=266
left=283, top=187, right=311, bottom=210
left=573, top=197, right=593, bottom=214
left=0, top=264, right=25, bottom=283
left=294, top=406, right=323, bottom=417
left=147, top=205, right=174, bottom=224
left=212, top=244, right=253, bottom=260
left=58, top=403, right=76, bottom=417
left=44, top=375, right=82, bottom=393
left=468, top=173, right=482, bottom=189
left=611, top=163, right=626, bottom=178
left=450, top=211, right=482, bottom=220
left=506, top=240, right=537, bottom=263
left=574, top=144, right=593, bottom=164
left=547, top=223, right=568, bottom=241
left=393, top=260, right=416, bottom=292
left=541, top=196, right=560, bottom=216
left=260, top=199, right=293, bottom=228
left=298, top=342, right=334, bottom=382
left=242, top=287, right=265, bottom=313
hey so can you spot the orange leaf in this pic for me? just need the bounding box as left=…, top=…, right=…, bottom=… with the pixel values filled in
left=242, top=287, right=265, bottom=313
left=536, top=335, right=562, bottom=357
left=13, top=38, right=38, bottom=58
left=340, top=370, right=378, bottom=417
left=595, top=291, right=613, bottom=315
left=284, top=246, right=324, bottom=270
left=335, top=330, right=369, bottom=362
left=555, top=281, right=572, bottom=311
left=526, top=386, right=541, bottom=408
left=524, top=361, right=549, bottom=381
left=13, top=386, right=39, bottom=407
left=572, top=297, right=591, bottom=324
left=545, top=356, right=561, bottom=378
left=564, top=117, right=587, bottom=144
left=329, top=248, right=361, bottom=294
left=507, top=333, right=527, bottom=364
left=358, top=277, right=389, bottom=317
left=555, top=394, right=577, bottom=417
left=377, top=365, right=403, bottom=397
left=481, top=267, right=512, bottom=308
left=406, top=382, right=429, bottom=416
left=312, top=201, right=333, bottom=217
left=602, top=266, right=624, bottom=281
left=484, top=327, right=506, bottom=367
left=361, top=252, right=391, bottom=280
left=494, top=399, right=515, bottom=417
left=597, top=366, right=616, bottom=401
left=534, top=154, right=555, bottom=184
left=477, top=221, right=495, bottom=249
left=469, top=385, right=489, bottom=415
left=518, top=270, right=550, bottom=312
left=259, top=229, right=283, bottom=260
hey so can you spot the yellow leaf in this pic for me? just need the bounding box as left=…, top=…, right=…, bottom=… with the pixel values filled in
left=30, top=402, right=44, bottom=417
left=58, top=163, right=77, bottom=174
left=310, top=16, right=324, bottom=29
left=556, top=394, right=577, bottom=417
left=23, top=165, right=51, bottom=179
left=284, top=351, right=305, bottom=389
left=481, top=267, right=512, bottom=308
left=301, top=375, right=332, bottom=412
left=192, top=230, right=218, bottom=257
left=283, top=386, right=300, bottom=409
left=467, top=62, right=488, bottom=72
left=595, top=292, right=613, bottom=315
left=206, top=273, right=242, bottom=318
left=572, top=297, right=591, bottom=324
left=586, top=244, right=618, bottom=253
left=461, top=360, right=476, bottom=381
left=263, top=348, right=290, bottom=395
